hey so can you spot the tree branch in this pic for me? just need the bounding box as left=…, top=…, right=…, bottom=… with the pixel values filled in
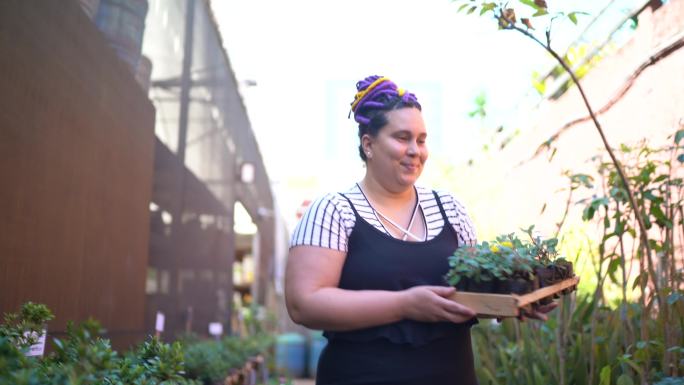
left=499, top=10, right=662, bottom=307
left=530, top=32, right=684, bottom=160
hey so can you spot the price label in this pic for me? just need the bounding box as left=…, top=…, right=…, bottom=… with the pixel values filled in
left=155, top=312, right=165, bottom=333
left=208, top=322, right=223, bottom=336
left=24, top=329, right=47, bottom=357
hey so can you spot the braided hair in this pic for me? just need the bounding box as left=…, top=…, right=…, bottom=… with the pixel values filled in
left=350, top=75, right=421, bottom=161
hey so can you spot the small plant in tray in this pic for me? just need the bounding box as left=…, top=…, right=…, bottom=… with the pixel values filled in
left=445, top=226, right=576, bottom=304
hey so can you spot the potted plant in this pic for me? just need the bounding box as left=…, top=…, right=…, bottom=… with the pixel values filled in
left=446, top=245, right=507, bottom=293
left=446, top=226, right=575, bottom=301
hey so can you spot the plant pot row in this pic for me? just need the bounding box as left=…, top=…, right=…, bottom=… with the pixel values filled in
left=453, top=261, right=576, bottom=305
left=222, top=354, right=268, bottom=385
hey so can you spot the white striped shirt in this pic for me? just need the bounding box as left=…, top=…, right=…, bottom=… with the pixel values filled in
left=290, top=185, right=477, bottom=252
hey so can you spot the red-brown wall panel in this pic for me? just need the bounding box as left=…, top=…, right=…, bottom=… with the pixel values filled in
left=0, top=0, right=156, bottom=349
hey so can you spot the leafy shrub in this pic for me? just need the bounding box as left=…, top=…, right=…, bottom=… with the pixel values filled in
left=0, top=302, right=53, bottom=350
left=0, top=337, right=43, bottom=385
left=0, top=303, right=275, bottom=385
left=183, top=340, right=235, bottom=384
left=183, top=334, right=274, bottom=385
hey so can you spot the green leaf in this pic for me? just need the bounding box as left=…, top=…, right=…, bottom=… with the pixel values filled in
left=599, top=365, right=612, bottom=385
left=480, top=2, right=497, bottom=15
left=533, top=363, right=544, bottom=384
left=607, top=258, right=621, bottom=285
left=572, top=173, right=594, bottom=188
left=519, top=0, right=538, bottom=9
left=532, top=77, right=546, bottom=95
left=53, top=337, right=64, bottom=350
left=533, top=8, right=548, bottom=17
left=467, top=5, right=478, bottom=14
left=613, top=218, right=625, bottom=235
left=644, top=213, right=652, bottom=229
left=568, top=12, right=578, bottom=25
left=643, top=190, right=659, bottom=201
left=677, top=154, right=684, bottom=163
left=617, top=374, right=635, bottom=385
left=609, top=186, right=626, bottom=200
left=632, top=271, right=647, bottom=291
left=618, top=354, right=644, bottom=376
left=583, top=197, right=609, bottom=221
left=650, top=204, right=671, bottom=228
left=675, top=129, right=684, bottom=144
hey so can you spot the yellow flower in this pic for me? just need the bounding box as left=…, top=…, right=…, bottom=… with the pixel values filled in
left=491, top=241, right=513, bottom=253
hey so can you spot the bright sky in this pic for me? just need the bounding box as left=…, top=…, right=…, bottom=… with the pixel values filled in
left=209, top=0, right=622, bottom=231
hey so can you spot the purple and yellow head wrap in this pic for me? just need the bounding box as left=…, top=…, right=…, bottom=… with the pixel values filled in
left=350, top=75, right=421, bottom=126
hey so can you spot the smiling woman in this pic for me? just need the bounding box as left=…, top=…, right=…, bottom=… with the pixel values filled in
left=362, top=108, right=428, bottom=196
left=284, top=76, right=480, bottom=385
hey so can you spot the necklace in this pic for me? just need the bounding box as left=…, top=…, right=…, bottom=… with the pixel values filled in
left=402, top=202, right=420, bottom=241
left=356, top=183, right=427, bottom=242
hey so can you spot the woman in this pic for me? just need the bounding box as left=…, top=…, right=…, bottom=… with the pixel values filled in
left=285, top=75, right=549, bottom=385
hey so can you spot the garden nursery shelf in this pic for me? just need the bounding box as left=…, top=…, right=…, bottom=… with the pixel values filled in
left=448, top=276, right=580, bottom=317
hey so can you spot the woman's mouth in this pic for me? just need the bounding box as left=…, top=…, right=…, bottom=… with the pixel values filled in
left=401, top=163, right=420, bottom=172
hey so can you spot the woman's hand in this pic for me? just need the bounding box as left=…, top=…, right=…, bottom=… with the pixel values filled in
left=520, top=302, right=558, bottom=321
left=496, top=302, right=558, bottom=323
left=401, top=286, right=476, bottom=323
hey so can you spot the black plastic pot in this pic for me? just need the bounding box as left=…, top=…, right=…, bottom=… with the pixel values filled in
left=554, top=260, right=575, bottom=294
left=454, top=279, right=469, bottom=292
left=558, top=260, right=574, bottom=277
left=500, top=278, right=535, bottom=295
left=466, top=279, right=497, bottom=293
left=535, top=267, right=555, bottom=288
left=534, top=267, right=555, bottom=304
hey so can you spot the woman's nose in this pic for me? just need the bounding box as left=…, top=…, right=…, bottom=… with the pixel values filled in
left=406, top=140, right=418, bottom=155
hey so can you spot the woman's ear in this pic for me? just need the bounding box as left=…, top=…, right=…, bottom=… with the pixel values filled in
left=361, top=134, right=373, bottom=156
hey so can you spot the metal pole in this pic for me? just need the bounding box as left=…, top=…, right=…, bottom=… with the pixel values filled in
left=177, top=0, right=195, bottom=166
left=168, top=0, right=195, bottom=338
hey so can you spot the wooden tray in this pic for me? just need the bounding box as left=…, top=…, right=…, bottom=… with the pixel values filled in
left=447, top=276, right=580, bottom=317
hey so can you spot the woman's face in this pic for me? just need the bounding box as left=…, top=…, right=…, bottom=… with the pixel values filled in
left=364, top=107, right=428, bottom=190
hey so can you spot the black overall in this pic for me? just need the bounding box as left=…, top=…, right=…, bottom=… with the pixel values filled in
left=316, top=191, right=478, bottom=385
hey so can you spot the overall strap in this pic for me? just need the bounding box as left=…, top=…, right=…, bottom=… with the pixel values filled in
left=432, top=190, right=450, bottom=222
left=432, top=190, right=460, bottom=247
left=338, top=193, right=359, bottom=217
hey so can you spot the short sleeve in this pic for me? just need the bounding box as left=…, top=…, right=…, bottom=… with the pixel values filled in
left=289, top=193, right=354, bottom=252
left=438, top=191, right=478, bottom=247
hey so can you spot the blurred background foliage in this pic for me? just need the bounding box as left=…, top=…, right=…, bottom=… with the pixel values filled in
left=450, top=1, right=683, bottom=384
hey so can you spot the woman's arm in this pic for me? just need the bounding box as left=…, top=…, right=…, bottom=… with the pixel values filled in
left=285, top=245, right=475, bottom=331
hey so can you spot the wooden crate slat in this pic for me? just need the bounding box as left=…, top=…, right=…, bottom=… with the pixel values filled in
left=447, top=276, right=580, bottom=317
left=448, top=291, right=520, bottom=317
left=514, top=276, right=580, bottom=308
